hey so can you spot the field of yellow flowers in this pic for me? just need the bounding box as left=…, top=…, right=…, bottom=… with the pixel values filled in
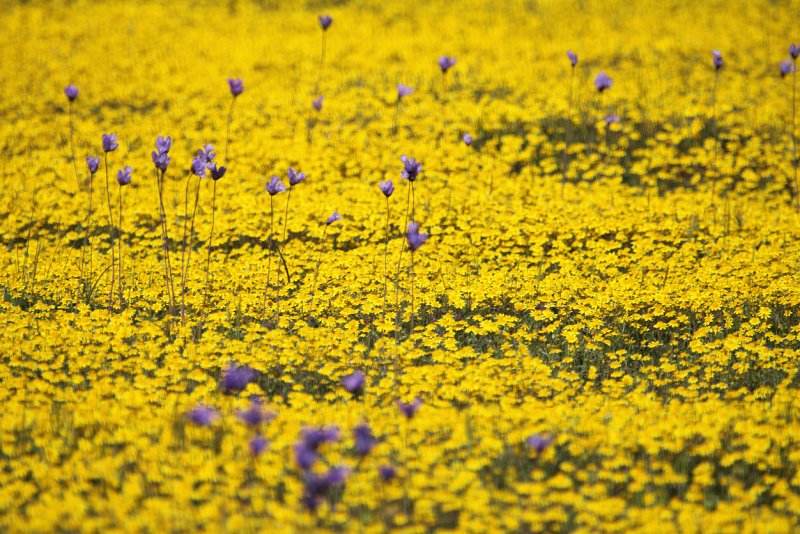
left=2, top=0, right=800, bottom=531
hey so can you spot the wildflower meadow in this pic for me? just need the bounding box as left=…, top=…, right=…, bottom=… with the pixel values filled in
left=3, top=0, right=800, bottom=531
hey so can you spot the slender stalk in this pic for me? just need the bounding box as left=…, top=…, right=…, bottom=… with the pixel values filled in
left=396, top=181, right=412, bottom=277
left=181, top=176, right=202, bottom=325
left=382, top=196, right=390, bottom=317
left=261, top=195, right=275, bottom=320
left=202, top=180, right=218, bottom=318
left=282, top=188, right=293, bottom=244
left=156, top=169, right=176, bottom=314
left=792, top=64, right=798, bottom=209
left=104, top=154, right=115, bottom=311
left=118, top=184, right=125, bottom=308
left=81, top=172, right=94, bottom=297
left=225, top=97, right=236, bottom=164
left=307, top=225, right=328, bottom=321
left=68, top=101, right=79, bottom=190
left=561, top=67, right=575, bottom=199
left=409, top=250, right=415, bottom=337
left=711, top=70, right=719, bottom=207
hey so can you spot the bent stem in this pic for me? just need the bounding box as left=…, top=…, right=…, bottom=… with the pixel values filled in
left=104, top=154, right=115, bottom=311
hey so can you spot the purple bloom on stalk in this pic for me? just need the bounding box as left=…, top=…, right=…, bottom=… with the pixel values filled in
left=526, top=433, right=555, bottom=454
left=64, top=84, right=78, bottom=102
left=266, top=176, right=286, bottom=196
left=198, top=144, right=216, bottom=164
left=326, top=211, right=341, bottom=225
left=250, top=435, right=268, bottom=456
left=186, top=405, right=219, bottom=427
left=397, top=83, right=414, bottom=99
left=438, top=55, right=457, bottom=73
left=208, top=162, right=226, bottom=181
left=379, top=465, right=397, bottom=482
left=312, top=95, right=324, bottom=111
left=294, top=443, right=319, bottom=470
left=712, top=50, right=723, bottom=70
left=406, top=222, right=428, bottom=252
left=102, top=134, right=118, bottom=153
left=237, top=396, right=275, bottom=427
left=301, top=467, right=349, bottom=511
left=463, top=133, right=473, bottom=146
left=594, top=72, right=612, bottom=93
left=567, top=50, right=578, bottom=67
left=152, top=151, right=170, bottom=172
left=604, top=114, right=620, bottom=125
left=400, top=155, right=422, bottom=181
left=156, top=136, right=172, bottom=155
left=341, top=370, right=365, bottom=397
left=221, top=363, right=257, bottom=392
left=288, top=167, right=306, bottom=186
left=791, top=44, right=800, bottom=60
left=318, top=14, right=333, bottom=31
left=228, top=78, right=244, bottom=97
left=379, top=180, right=394, bottom=198
left=191, top=157, right=207, bottom=178
left=397, top=398, right=422, bottom=419
left=780, top=59, right=796, bottom=78
left=116, top=166, right=132, bottom=186
left=353, top=423, right=377, bottom=456
left=302, top=426, right=341, bottom=449
left=86, top=156, right=100, bottom=175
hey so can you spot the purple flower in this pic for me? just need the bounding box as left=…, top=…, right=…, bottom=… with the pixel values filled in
left=379, top=465, right=397, bottom=482
left=604, top=114, right=620, bottom=125
left=64, top=84, right=78, bottom=102
left=780, top=58, right=796, bottom=78
left=208, top=162, right=226, bottom=181
left=397, top=398, right=422, bottom=419
left=266, top=176, right=286, bottom=196
left=400, top=155, right=422, bottom=182
left=397, top=83, right=414, bottom=99
left=250, top=435, right=269, bottom=456
left=438, top=55, right=457, bottom=73
left=312, top=96, right=324, bottom=111
left=294, top=443, right=319, bottom=470
left=198, top=144, right=216, bottom=164
left=116, top=166, right=132, bottom=186
left=341, top=371, right=365, bottom=397
left=526, top=433, right=555, bottom=454
left=379, top=180, right=394, bottom=198
left=152, top=151, right=170, bottom=172
left=791, top=44, right=800, bottom=60
left=463, top=133, right=473, bottom=146
left=712, top=50, right=723, bottom=70
left=237, top=396, right=275, bottom=427
left=318, top=14, right=333, bottom=31
left=221, top=363, right=257, bottom=393
left=102, top=134, right=118, bottom=153
left=594, top=72, right=612, bottom=93
left=567, top=50, right=578, bottom=67
left=186, top=405, right=219, bottom=427
left=301, top=426, right=341, bottom=449
left=406, top=222, right=428, bottom=252
left=353, top=423, right=377, bottom=456
left=288, top=167, right=306, bottom=186
left=301, top=467, right=349, bottom=511
left=228, top=78, right=244, bottom=97
left=326, top=211, right=341, bottom=225
left=191, top=157, right=207, bottom=178
left=86, top=156, right=100, bottom=175
left=156, top=136, right=172, bottom=155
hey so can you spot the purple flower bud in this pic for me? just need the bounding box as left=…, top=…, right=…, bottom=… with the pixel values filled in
left=186, top=405, right=219, bottom=427
left=326, top=211, right=341, bottom=225
left=438, top=55, right=457, bottom=73
left=221, top=363, right=256, bottom=393
left=567, top=50, right=578, bottom=67
left=198, top=144, right=216, bottom=164
left=400, top=155, right=422, bottom=181
left=379, top=465, right=397, bottom=482
left=379, top=180, right=394, bottom=198
left=353, top=423, right=377, bottom=456
left=228, top=78, right=244, bottom=97
left=237, top=396, right=275, bottom=427
left=288, top=167, right=306, bottom=186
left=341, top=370, right=365, bottom=397
left=250, top=435, right=269, bottom=456
left=152, top=151, right=170, bottom=172
left=712, top=50, right=723, bottom=70
left=191, top=157, right=207, bottom=178
left=156, top=136, right=172, bottom=155
left=64, top=84, right=78, bottom=102
left=397, top=83, right=414, bottom=99
left=406, top=222, right=428, bottom=252
left=318, top=14, right=333, bottom=31
left=86, top=156, right=100, bottom=175
left=397, top=398, right=422, bottom=419
left=463, top=133, right=473, bottom=146
left=780, top=58, right=796, bottom=78
left=791, top=44, right=800, bottom=60
left=266, top=176, right=286, bottom=196
left=604, top=114, right=620, bottom=125
left=526, top=433, right=555, bottom=454
left=594, top=72, right=612, bottom=93
left=312, top=95, right=324, bottom=111
left=102, top=134, right=118, bottom=153
left=208, top=162, right=226, bottom=181
left=116, top=166, right=132, bottom=186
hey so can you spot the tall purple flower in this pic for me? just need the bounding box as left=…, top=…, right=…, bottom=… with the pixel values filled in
left=237, top=396, right=275, bottom=427
left=353, top=423, right=377, bottom=456
left=397, top=83, right=414, bottom=99
left=152, top=151, right=170, bottom=172
left=379, top=180, right=394, bottom=198
left=186, top=405, right=219, bottom=427
left=295, top=425, right=341, bottom=470
left=781, top=58, right=796, bottom=78
left=406, top=222, right=428, bottom=252
left=604, top=114, right=620, bottom=125
left=312, top=96, right=324, bottom=111
left=221, top=363, right=257, bottom=393
left=463, top=133, right=473, bottom=146
left=156, top=136, right=172, bottom=155
left=567, top=50, right=578, bottom=67
left=208, top=162, right=226, bottom=181
left=400, top=155, right=422, bottom=181
left=288, top=167, right=306, bottom=186
left=228, top=78, right=244, bottom=97
left=64, top=84, right=78, bottom=102
left=116, top=166, right=132, bottom=186
left=266, top=176, right=286, bottom=196
left=191, top=157, right=207, bottom=178
left=102, top=134, right=119, bottom=153
left=301, top=467, right=349, bottom=511
left=379, top=465, right=397, bottom=482
left=526, top=433, right=555, bottom=454
left=318, top=14, right=333, bottom=31
left=594, top=72, right=612, bottom=93
left=86, top=156, right=100, bottom=175
left=397, top=398, right=422, bottom=419
left=341, top=370, right=365, bottom=397
left=791, top=44, right=800, bottom=60
left=250, top=435, right=269, bottom=456
left=438, top=55, right=457, bottom=73
left=712, top=50, right=723, bottom=70
left=326, top=211, right=341, bottom=225
left=198, top=144, right=216, bottom=164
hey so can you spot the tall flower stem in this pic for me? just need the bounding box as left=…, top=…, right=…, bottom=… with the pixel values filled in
left=117, top=184, right=125, bottom=308
left=710, top=70, right=719, bottom=207
left=104, top=154, right=115, bottom=311
left=382, top=196, right=391, bottom=317
left=225, top=97, right=237, bottom=164
left=201, top=180, right=218, bottom=318
left=396, top=182, right=414, bottom=279
left=81, top=172, right=94, bottom=296
left=561, top=68, right=575, bottom=199
left=68, top=101, right=79, bottom=190
left=409, top=250, right=415, bottom=337
left=792, top=63, right=798, bottom=209
left=181, top=175, right=202, bottom=325
left=261, top=196, right=275, bottom=320
left=307, top=225, right=328, bottom=321
left=315, top=32, right=328, bottom=96
left=156, top=169, right=176, bottom=315
left=282, top=188, right=293, bottom=244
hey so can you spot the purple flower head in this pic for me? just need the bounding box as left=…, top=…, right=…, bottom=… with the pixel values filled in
left=191, top=157, right=207, bottom=178
left=353, top=423, right=377, bottom=456
left=463, top=133, right=473, bottom=146
left=341, top=370, right=365, bottom=397
left=237, top=396, right=275, bottom=427
left=318, top=14, right=333, bottom=31
left=326, top=211, right=341, bottom=225
left=221, top=363, right=257, bottom=393
left=379, top=465, right=397, bottom=482
left=208, top=162, right=227, bottom=181
left=294, top=442, right=319, bottom=470
left=312, top=95, right=324, bottom=111
left=791, top=44, right=800, bottom=60
left=288, top=167, right=306, bottom=186
left=397, top=83, right=414, bottom=99
left=526, top=433, right=555, bottom=454
left=780, top=58, right=796, bottom=78
left=186, top=404, right=219, bottom=427
left=604, top=114, right=620, bottom=125
left=102, top=134, right=118, bottom=153
left=156, top=136, right=172, bottom=155
left=86, top=156, right=100, bottom=175
left=712, top=50, right=723, bottom=70
left=594, top=72, right=613, bottom=93
left=228, top=78, right=244, bottom=97
left=400, top=155, right=422, bottom=181
left=397, top=397, right=422, bottom=419
left=64, top=84, right=78, bottom=102
left=266, top=176, right=286, bottom=196
left=406, top=221, right=428, bottom=252
left=379, top=180, right=394, bottom=198
left=116, top=166, right=132, bottom=186
left=301, top=426, right=341, bottom=450
left=152, top=151, right=170, bottom=172
left=198, top=144, right=216, bottom=164
left=438, top=55, right=457, bottom=73
left=301, top=467, right=349, bottom=511
left=567, top=50, right=578, bottom=67
left=250, top=435, right=269, bottom=456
